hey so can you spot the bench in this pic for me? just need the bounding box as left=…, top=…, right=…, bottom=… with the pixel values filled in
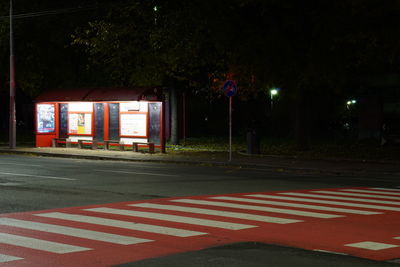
left=132, top=142, right=155, bottom=153
left=104, top=140, right=125, bottom=151
left=77, top=139, right=98, bottom=150
left=52, top=138, right=71, bottom=148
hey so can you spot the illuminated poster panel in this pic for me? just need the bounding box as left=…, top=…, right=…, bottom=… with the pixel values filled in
left=67, top=102, right=93, bottom=135
left=37, top=104, right=55, bottom=133
left=120, top=102, right=140, bottom=112
left=68, top=102, right=93, bottom=112
left=120, top=113, right=147, bottom=137
left=69, top=113, right=92, bottom=135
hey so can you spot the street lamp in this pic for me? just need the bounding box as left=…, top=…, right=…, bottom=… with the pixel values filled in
left=346, top=99, right=357, bottom=110
left=270, top=88, right=279, bottom=110
left=9, top=0, right=16, bottom=149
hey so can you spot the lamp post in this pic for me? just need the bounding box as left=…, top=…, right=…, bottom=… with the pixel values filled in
left=9, top=0, right=16, bottom=149
left=346, top=99, right=357, bottom=110
left=270, top=88, right=279, bottom=110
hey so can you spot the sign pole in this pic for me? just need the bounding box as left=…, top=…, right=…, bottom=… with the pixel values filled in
left=9, top=0, right=16, bottom=149
left=229, top=96, right=232, bottom=162
left=223, top=80, right=237, bottom=162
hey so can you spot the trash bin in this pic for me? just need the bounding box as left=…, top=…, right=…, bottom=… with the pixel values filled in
left=247, top=129, right=260, bottom=154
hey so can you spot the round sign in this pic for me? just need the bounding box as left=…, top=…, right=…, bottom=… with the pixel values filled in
left=223, top=80, right=237, bottom=97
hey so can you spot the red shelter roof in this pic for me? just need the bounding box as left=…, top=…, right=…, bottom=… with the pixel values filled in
left=35, top=87, right=161, bottom=102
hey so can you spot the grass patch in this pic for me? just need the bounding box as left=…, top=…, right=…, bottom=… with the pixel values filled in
left=168, top=136, right=400, bottom=160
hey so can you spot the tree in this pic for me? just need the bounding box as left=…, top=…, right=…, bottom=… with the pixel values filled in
left=71, top=0, right=400, bottom=148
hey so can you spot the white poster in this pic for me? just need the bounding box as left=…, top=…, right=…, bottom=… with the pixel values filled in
left=69, top=113, right=92, bottom=135
left=68, top=102, right=93, bottom=112
left=120, top=102, right=140, bottom=112
left=69, top=113, right=78, bottom=134
left=120, top=113, right=147, bottom=137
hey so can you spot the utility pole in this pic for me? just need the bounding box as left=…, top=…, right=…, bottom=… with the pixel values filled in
left=9, top=0, right=16, bottom=149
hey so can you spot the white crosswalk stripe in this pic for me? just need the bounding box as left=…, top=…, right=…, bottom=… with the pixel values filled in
left=247, top=194, right=400, bottom=211
left=0, top=232, right=91, bottom=254
left=85, top=207, right=256, bottom=230
left=311, top=190, right=400, bottom=200
left=129, top=203, right=302, bottom=224
left=216, top=196, right=381, bottom=215
left=35, top=212, right=206, bottom=237
left=345, top=241, right=399, bottom=251
left=1, top=187, right=398, bottom=264
left=281, top=192, right=400, bottom=205
left=171, top=199, right=342, bottom=218
left=0, top=218, right=152, bottom=245
left=341, top=189, right=400, bottom=196
left=0, top=253, right=23, bottom=263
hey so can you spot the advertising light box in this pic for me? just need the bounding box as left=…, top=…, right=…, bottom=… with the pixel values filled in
left=69, top=113, right=92, bottom=135
left=68, top=102, right=93, bottom=112
left=120, top=113, right=147, bottom=137
left=120, top=102, right=140, bottom=112
left=37, top=104, right=55, bottom=133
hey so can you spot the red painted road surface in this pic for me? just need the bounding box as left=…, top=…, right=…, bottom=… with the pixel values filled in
left=1, top=187, right=400, bottom=266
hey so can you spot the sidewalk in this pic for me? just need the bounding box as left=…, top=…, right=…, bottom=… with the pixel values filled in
left=1, top=146, right=400, bottom=177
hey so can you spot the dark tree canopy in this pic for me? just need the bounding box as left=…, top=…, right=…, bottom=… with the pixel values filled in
left=0, top=0, right=399, bottom=97
left=1, top=0, right=400, bottom=147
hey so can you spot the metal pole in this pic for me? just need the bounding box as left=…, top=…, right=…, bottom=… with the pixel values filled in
left=9, top=0, right=16, bottom=149
left=229, top=96, right=232, bottom=162
left=183, top=92, right=186, bottom=144
left=270, top=94, right=273, bottom=111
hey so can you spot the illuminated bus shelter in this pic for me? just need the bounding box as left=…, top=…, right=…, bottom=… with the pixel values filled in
left=34, top=87, right=164, bottom=152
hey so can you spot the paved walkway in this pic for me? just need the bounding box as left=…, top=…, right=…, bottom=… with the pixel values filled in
left=0, top=146, right=400, bottom=177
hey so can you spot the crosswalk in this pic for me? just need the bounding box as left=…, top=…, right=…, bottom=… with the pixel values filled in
left=1, top=186, right=400, bottom=266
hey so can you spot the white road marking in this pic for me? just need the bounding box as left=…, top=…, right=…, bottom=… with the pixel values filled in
left=171, top=199, right=341, bottom=219
left=312, top=190, right=400, bottom=200
left=0, top=162, right=42, bottom=167
left=345, top=241, right=399, bottom=251
left=0, top=182, right=21, bottom=186
left=0, top=218, right=152, bottom=245
left=281, top=192, right=400, bottom=206
left=0, top=172, right=75, bottom=181
left=219, top=196, right=381, bottom=215
left=85, top=207, right=255, bottom=230
left=0, top=253, right=23, bottom=263
left=95, top=170, right=179, bottom=177
left=36, top=212, right=205, bottom=237
left=130, top=203, right=301, bottom=224
left=341, top=189, right=400, bottom=196
left=370, top=187, right=400, bottom=192
left=247, top=194, right=400, bottom=211
left=0, top=232, right=91, bottom=254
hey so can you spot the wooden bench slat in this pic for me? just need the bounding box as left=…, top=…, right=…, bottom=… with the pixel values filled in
left=104, top=140, right=124, bottom=151
left=77, top=139, right=98, bottom=150
left=52, top=138, right=71, bottom=148
left=132, top=142, right=155, bottom=153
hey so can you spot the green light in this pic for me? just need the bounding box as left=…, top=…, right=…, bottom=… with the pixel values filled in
left=154, top=6, right=158, bottom=12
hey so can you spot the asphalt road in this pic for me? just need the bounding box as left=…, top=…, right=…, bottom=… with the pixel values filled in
left=0, top=154, right=399, bottom=267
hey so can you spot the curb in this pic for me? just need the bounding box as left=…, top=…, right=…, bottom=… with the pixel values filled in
left=0, top=148, right=391, bottom=178
left=236, top=151, right=400, bottom=165
left=0, top=149, right=262, bottom=169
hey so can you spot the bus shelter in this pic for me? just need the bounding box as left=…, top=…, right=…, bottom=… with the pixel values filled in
left=34, top=87, right=165, bottom=152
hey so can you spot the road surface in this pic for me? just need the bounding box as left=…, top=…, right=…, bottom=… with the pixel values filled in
left=0, top=154, right=399, bottom=266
